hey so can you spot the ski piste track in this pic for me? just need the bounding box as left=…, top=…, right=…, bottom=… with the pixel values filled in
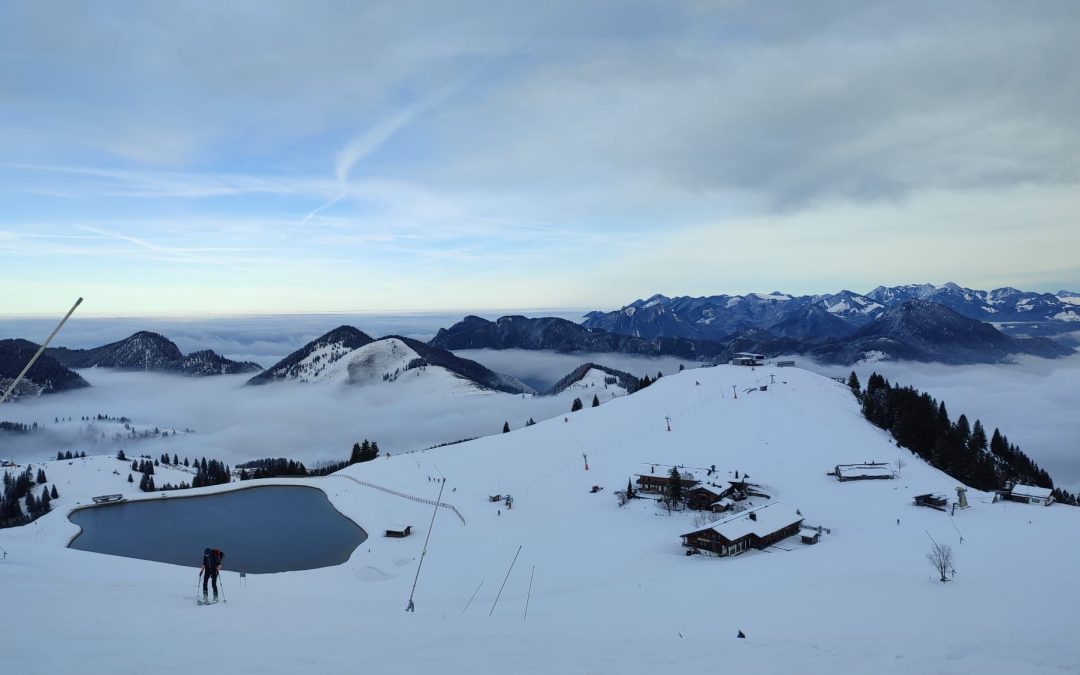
left=327, top=474, right=466, bottom=525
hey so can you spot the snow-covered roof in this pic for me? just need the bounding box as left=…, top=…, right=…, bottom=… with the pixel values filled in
left=836, top=463, right=893, bottom=479
left=689, top=483, right=728, bottom=495
left=1011, top=485, right=1052, bottom=500
left=800, top=528, right=820, bottom=538
left=684, top=503, right=803, bottom=541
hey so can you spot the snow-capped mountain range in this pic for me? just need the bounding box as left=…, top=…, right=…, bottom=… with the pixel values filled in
left=584, top=283, right=1080, bottom=342
left=435, top=302, right=1072, bottom=366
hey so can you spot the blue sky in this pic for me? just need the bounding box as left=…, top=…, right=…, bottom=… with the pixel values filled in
left=2, top=1, right=1079, bottom=316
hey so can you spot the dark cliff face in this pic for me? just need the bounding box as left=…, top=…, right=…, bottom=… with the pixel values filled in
left=46, top=331, right=264, bottom=376
left=247, top=326, right=374, bottom=385
left=0, top=339, right=91, bottom=399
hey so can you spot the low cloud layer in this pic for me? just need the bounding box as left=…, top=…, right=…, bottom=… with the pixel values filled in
left=3, top=350, right=1076, bottom=496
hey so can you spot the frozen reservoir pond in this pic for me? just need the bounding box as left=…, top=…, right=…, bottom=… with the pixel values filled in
left=68, top=485, right=367, bottom=573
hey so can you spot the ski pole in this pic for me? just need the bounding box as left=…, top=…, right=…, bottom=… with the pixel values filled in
left=219, top=573, right=227, bottom=604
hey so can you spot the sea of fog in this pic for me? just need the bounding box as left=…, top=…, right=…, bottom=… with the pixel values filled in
left=0, top=310, right=586, bottom=367
left=0, top=350, right=696, bottom=472
left=2, top=313, right=1078, bottom=493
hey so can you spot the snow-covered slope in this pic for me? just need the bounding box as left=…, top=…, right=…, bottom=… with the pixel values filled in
left=2, top=365, right=1078, bottom=674
left=344, top=337, right=490, bottom=394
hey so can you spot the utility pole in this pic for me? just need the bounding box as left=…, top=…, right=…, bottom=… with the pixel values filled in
left=665, top=416, right=671, bottom=432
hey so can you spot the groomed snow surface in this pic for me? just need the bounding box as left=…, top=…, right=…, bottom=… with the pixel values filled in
left=2, top=366, right=1078, bottom=674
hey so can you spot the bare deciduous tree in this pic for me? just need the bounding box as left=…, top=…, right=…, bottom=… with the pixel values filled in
left=691, top=511, right=714, bottom=528
left=927, top=542, right=954, bottom=582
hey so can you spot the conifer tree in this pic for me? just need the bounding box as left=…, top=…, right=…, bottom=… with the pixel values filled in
left=51, top=485, right=58, bottom=499
left=667, top=467, right=683, bottom=509
left=571, top=398, right=583, bottom=412
left=847, top=371, right=862, bottom=399
left=502, top=421, right=510, bottom=433
left=969, top=420, right=988, bottom=454
left=592, top=394, right=600, bottom=407
left=36, top=468, right=47, bottom=484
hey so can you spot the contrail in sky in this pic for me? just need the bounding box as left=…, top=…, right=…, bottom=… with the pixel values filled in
left=288, top=76, right=471, bottom=237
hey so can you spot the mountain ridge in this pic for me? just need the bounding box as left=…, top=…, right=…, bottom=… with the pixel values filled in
left=0, top=339, right=91, bottom=400
left=47, top=331, right=262, bottom=376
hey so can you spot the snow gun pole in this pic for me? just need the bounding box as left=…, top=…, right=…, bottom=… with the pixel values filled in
left=523, top=565, right=535, bottom=622
left=407, top=478, right=445, bottom=612
left=0, top=297, right=82, bottom=405
left=489, top=544, right=522, bottom=616
left=462, top=580, right=483, bottom=614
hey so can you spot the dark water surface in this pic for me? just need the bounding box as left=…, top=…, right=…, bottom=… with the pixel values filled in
left=69, top=485, right=367, bottom=573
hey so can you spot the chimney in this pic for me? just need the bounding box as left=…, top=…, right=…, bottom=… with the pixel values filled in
left=748, top=511, right=757, bottom=521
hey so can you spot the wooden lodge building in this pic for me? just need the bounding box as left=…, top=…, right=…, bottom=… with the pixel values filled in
left=680, top=504, right=804, bottom=557
left=686, top=483, right=736, bottom=511
left=833, top=462, right=894, bottom=481
left=636, top=471, right=700, bottom=495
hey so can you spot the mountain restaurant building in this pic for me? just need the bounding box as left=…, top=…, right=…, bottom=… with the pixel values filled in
left=636, top=471, right=699, bottom=495
left=680, top=504, right=804, bottom=557
left=1009, top=484, right=1054, bottom=506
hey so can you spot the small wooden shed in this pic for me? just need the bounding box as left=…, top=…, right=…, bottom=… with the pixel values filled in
left=384, top=524, right=413, bottom=538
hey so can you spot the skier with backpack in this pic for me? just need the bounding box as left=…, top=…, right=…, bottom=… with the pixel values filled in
left=199, top=547, right=225, bottom=604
